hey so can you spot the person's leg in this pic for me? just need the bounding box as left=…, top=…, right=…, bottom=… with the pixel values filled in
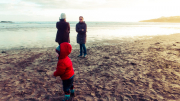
left=78, top=44, right=83, bottom=57
left=63, top=80, right=71, bottom=101
left=82, top=44, right=87, bottom=57
left=70, top=76, right=75, bottom=96
left=70, top=84, right=74, bottom=93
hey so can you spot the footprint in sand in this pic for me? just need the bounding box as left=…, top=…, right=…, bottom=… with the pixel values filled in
left=154, top=42, right=160, bottom=45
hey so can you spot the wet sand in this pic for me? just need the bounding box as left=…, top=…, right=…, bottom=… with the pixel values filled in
left=1, top=33, right=180, bottom=101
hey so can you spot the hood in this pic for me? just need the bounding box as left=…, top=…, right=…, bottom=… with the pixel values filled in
left=59, top=42, right=72, bottom=59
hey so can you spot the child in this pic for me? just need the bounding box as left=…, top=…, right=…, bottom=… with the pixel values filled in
left=53, top=42, right=75, bottom=101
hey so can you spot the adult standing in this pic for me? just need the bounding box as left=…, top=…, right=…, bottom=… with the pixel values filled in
left=76, top=16, right=87, bottom=57
left=55, top=13, right=70, bottom=45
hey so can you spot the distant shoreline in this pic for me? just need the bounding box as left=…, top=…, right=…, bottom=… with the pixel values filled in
left=140, top=16, right=180, bottom=23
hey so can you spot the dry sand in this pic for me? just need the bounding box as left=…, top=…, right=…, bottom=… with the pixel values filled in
left=1, top=33, right=180, bottom=101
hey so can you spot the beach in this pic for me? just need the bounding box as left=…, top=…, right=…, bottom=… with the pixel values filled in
left=1, top=33, right=180, bottom=100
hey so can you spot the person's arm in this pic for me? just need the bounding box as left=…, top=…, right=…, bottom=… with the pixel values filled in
left=76, top=24, right=81, bottom=33
left=53, top=62, right=66, bottom=77
left=56, top=22, right=58, bottom=29
left=67, top=22, right=70, bottom=33
left=84, top=23, right=87, bottom=32
left=81, top=23, right=87, bottom=32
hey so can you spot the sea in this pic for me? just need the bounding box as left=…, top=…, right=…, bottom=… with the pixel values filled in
left=1, top=21, right=180, bottom=50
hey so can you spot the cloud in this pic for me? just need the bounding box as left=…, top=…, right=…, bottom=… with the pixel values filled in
left=19, top=0, right=180, bottom=18
left=22, top=0, right=145, bottom=10
left=1, top=0, right=180, bottom=21
left=22, top=0, right=107, bottom=10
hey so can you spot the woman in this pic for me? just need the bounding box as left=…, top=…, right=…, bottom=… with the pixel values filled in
left=76, top=16, right=87, bottom=57
left=55, top=13, right=70, bottom=45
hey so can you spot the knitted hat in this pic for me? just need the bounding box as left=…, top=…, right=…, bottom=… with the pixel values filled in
left=56, top=45, right=60, bottom=55
left=59, top=13, right=66, bottom=19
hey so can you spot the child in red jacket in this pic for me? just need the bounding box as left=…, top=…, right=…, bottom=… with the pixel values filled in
left=53, top=42, right=75, bottom=101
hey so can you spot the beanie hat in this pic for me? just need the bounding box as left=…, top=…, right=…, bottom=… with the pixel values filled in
left=56, top=45, right=60, bottom=55
left=59, top=13, right=66, bottom=19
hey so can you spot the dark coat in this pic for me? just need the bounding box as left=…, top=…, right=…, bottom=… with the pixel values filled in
left=55, top=19, right=70, bottom=44
left=76, top=22, right=87, bottom=44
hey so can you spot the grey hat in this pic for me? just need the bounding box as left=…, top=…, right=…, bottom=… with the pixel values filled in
left=59, top=13, right=66, bottom=19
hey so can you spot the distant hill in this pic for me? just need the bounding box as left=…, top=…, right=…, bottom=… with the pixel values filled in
left=140, top=16, right=180, bottom=23
left=0, top=21, right=13, bottom=23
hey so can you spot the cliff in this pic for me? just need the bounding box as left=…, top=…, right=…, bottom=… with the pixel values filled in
left=140, top=16, right=180, bottom=23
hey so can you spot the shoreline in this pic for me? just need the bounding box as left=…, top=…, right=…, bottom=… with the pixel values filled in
left=0, top=33, right=160, bottom=52
left=0, top=36, right=135, bottom=52
left=1, top=33, right=180, bottom=100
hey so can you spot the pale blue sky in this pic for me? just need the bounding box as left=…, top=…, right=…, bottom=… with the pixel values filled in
left=1, top=0, right=180, bottom=22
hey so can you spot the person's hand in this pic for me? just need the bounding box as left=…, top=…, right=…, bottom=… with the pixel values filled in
left=82, top=29, right=84, bottom=31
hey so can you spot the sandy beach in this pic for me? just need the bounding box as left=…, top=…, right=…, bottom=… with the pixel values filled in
left=1, top=33, right=180, bottom=101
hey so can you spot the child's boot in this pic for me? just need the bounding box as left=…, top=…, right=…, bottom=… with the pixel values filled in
left=70, top=89, right=75, bottom=97
left=62, top=93, right=70, bottom=101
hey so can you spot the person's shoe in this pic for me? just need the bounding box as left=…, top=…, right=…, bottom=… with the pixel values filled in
left=77, top=55, right=82, bottom=57
left=62, top=94, right=70, bottom=101
left=70, top=89, right=75, bottom=97
left=70, top=93, right=76, bottom=97
left=83, top=54, right=87, bottom=58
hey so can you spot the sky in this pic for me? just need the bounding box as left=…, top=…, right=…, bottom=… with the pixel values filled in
left=1, top=0, right=180, bottom=22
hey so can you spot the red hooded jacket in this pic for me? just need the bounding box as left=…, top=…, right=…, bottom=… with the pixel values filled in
left=53, top=42, right=74, bottom=80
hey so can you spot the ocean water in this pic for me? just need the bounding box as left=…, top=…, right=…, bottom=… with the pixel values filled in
left=1, top=21, right=180, bottom=50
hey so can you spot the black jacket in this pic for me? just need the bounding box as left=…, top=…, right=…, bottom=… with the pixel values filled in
left=76, top=22, right=87, bottom=44
left=55, top=19, right=70, bottom=44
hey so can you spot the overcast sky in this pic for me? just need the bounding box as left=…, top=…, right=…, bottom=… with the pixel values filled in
left=1, top=0, right=180, bottom=22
